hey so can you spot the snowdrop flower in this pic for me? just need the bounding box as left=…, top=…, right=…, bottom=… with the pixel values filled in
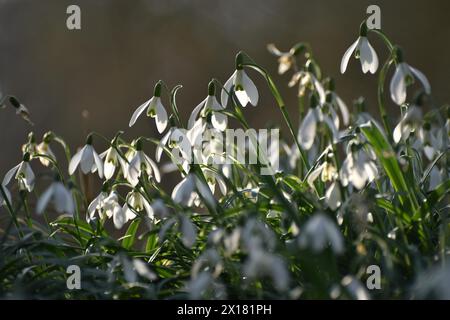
left=414, top=123, right=440, bottom=161
left=36, top=137, right=56, bottom=167
left=267, top=43, right=303, bottom=75
left=298, top=213, right=344, bottom=254
left=243, top=248, right=290, bottom=292
left=289, top=65, right=326, bottom=103
left=221, top=54, right=258, bottom=107
left=36, top=179, right=74, bottom=216
left=171, top=174, right=197, bottom=206
left=99, top=146, right=121, bottom=180
left=189, top=81, right=227, bottom=131
left=127, top=140, right=161, bottom=187
left=340, top=143, right=378, bottom=190
left=128, top=81, right=168, bottom=133
left=3, top=152, right=35, bottom=192
left=87, top=188, right=108, bottom=222
left=393, top=104, right=422, bottom=144
left=68, top=135, right=104, bottom=178
left=298, top=99, right=323, bottom=150
left=390, top=49, right=431, bottom=106
left=306, top=152, right=337, bottom=189
left=122, top=189, right=154, bottom=223
left=102, top=191, right=126, bottom=229
left=0, top=184, right=12, bottom=207
left=340, top=23, right=378, bottom=74
left=325, top=181, right=342, bottom=211
left=9, top=96, right=34, bottom=125
left=298, top=95, right=338, bottom=150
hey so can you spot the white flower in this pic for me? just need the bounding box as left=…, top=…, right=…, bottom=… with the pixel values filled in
left=87, top=191, right=108, bottom=221
left=127, top=145, right=161, bottom=187
left=298, top=213, right=344, bottom=254
left=128, top=84, right=168, bottom=133
left=325, top=181, right=342, bottom=211
left=100, top=147, right=121, bottom=180
left=298, top=106, right=323, bottom=150
left=390, top=62, right=431, bottom=105
left=289, top=70, right=326, bottom=103
left=36, top=141, right=56, bottom=167
left=393, top=105, right=422, bottom=143
left=221, top=69, right=258, bottom=107
left=36, top=181, right=74, bottom=216
left=101, top=191, right=125, bottom=229
left=3, top=154, right=35, bottom=192
left=171, top=174, right=197, bottom=206
left=243, top=248, right=290, bottom=292
left=122, top=189, right=154, bottom=223
left=340, top=35, right=378, bottom=74
left=68, top=139, right=104, bottom=178
left=189, top=90, right=227, bottom=131
left=267, top=43, right=296, bottom=74
left=0, top=184, right=12, bottom=207
left=340, top=145, right=378, bottom=190
left=298, top=100, right=339, bottom=151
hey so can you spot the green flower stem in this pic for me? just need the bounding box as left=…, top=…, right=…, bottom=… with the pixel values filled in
left=0, top=184, right=23, bottom=239
left=377, top=56, right=394, bottom=138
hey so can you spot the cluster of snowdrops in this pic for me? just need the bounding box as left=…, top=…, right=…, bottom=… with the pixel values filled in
left=0, top=20, right=449, bottom=299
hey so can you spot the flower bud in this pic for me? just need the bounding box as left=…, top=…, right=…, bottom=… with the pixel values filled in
left=208, top=80, right=216, bottom=96
left=153, top=81, right=162, bottom=97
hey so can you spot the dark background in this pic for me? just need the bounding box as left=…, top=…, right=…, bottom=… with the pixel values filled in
left=1, top=0, right=449, bottom=179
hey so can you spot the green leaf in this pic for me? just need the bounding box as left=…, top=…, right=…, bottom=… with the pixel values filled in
left=360, top=121, right=418, bottom=212
left=122, top=219, right=141, bottom=250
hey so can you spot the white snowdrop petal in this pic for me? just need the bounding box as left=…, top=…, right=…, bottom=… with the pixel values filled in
left=234, top=90, right=250, bottom=107
left=80, top=145, right=94, bottom=174
left=298, top=109, right=317, bottom=150
left=68, top=147, right=84, bottom=175
left=36, top=184, right=54, bottom=215
left=334, top=94, right=349, bottom=126
left=359, top=37, right=378, bottom=74
left=155, top=98, right=168, bottom=134
left=242, top=71, right=259, bottom=106
left=93, top=150, right=104, bottom=178
left=221, top=71, right=236, bottom=107
left=113, top=206, right=126, bottom=229
left=155, top=129, right=172, bottom=162
left=188, top=98, right=206, bottom=130
left=390, top=64, right=407, bottom=105
left=325, top=182, right=342, bottom=211
left=409, top=66, right=431, bottom=94
left=340, top=38, right=359, bottom=74
left=211, top=112, right=227, bottom=131
left=129, top=99, right=151, bottom=127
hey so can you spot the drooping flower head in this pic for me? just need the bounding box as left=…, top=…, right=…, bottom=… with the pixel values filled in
left=221, top=52, right=258, bottom=108
left=3, top=152, right=35, bottom=192
left=68, top=134, right=104, bottom=178
left=340, top=22, right=378, bottom=74
left=129, top=81, right=168, bottom=133
left=390, top=47, right=431, bottom=106
left=189, top=80, right=227, bottom=132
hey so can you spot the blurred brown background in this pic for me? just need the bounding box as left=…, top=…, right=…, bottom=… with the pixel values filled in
left=1, top=0, right=449, bottom=177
